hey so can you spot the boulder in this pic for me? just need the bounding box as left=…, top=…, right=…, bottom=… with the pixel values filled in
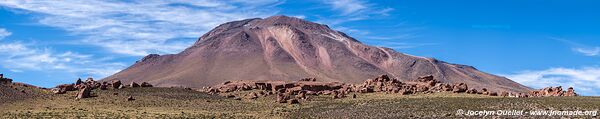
left=130, top=82, right=140, bottom=87
left=452, top=83, right=468, bottom=93
left=300, top=78, right=317, bottom=82
left=333, top=90, right=345, bottom=99
left=296, top=91, right=307, bottom=100
left=352, top=94, right=357, bottom=98
left=56, top=84, right=77, bottom=92
left=51, top=88, right=66, bottom=94
left=111, top=80, right=122, bottom=89
left=76, top=86, right=92, bottom=99
left=500, top=91, right=509, bottom=97
left=140, top=82, right=153, bottom=87
left=244, top=92, right=259, bottom=99
left=127, top=96, right=135, bottom=101
left=85, top=77, right=95, bottom=84
left=488, top=92, right=498, bottom=96
left=564, top=87, right=578, bottom=96
left=417, top=75, right=434, bottom=82
left=287, top=99, right=300, bottom=104
left=100, top=82, right=108, bottom=90
left=276, top=93, right=289, bottom=103
left=466, top=89, right=477, bottom=94
left=75, top=78, right=83, bottom=85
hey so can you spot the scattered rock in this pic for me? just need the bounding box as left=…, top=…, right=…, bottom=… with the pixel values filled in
left=276, top=93, right=289, bottom=103
left=244, top=92, right=259, bottom=99
left=300, top=78, right=317, bottom=82
left=51, top=88, right=66, bottom=94
left=127, top=96, right=135, bottom=101
left=287, top=99, right=300, bottom=104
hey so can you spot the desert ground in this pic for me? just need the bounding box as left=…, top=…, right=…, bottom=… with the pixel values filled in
left=1, top=87, right=598, bottom=119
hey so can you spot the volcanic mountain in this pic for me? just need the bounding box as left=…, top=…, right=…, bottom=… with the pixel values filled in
left=104, top=15, right=531, bottom=93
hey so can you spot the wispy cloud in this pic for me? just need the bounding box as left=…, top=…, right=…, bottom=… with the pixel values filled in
left=501, top=67, right=600, bottom=96
left=318, top=0, right=393, bottom=26
left=0, top=28, right=11, bottom=39
left=322, top=0, right=392, bottom=17
left=573, top=47, right=600, bottom=56
left=552, top=37, right=600, bottom=57
left=324, top=0, right=367, bottom=15
left=0, top=0, right=282, bottom=56
left=0, top=41, right=126, bottom=78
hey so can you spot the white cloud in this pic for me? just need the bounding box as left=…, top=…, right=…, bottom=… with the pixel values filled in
left=502, top=67, right=600, bottom=96
left=573, top=47, right=600, bottom=56
left=0, top=42, right=126, bottom=78
left=551, top=37, right=600, bottom=57
left=324, top=0, right=367, bottom=15
left=0, top=28, right=11, bottom=39
left=0, top=0, right=282, bottom=56
left=322, top=0, right=394, bottom=17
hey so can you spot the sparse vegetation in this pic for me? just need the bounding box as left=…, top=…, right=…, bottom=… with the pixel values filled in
left=1, top=87, right=598, bottom=118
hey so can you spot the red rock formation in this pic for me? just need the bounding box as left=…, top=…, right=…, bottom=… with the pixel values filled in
left=76, top=85, right=91, bottom=99
left=529, top=86, right=577, bottom=97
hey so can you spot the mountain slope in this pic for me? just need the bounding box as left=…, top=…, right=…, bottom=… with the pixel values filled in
left=104, top=15, right=531, bottom=93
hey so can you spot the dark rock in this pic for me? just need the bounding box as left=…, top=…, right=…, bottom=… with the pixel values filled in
left=127, top=96, right=135, bottom=101
left=287, top=99, right=300, bottom=104
left=111, top=80, right=122, bottom=89
left=141, top=82, right=153, bottom=87
left=75, top=78, right=83, bottom=85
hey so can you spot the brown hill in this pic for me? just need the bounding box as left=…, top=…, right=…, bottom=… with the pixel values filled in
left=103, top=15, right=531, bottom=93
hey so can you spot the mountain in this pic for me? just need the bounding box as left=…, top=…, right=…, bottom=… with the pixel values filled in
left=103, top=15, right=531, bottom=93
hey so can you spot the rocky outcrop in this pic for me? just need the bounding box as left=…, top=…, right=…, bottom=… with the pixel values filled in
left=529, top=86, right=578, bottom=97
left=203, top=75, right=578, bottom=104
left=352, top=75, right=475, bottom=95
left=0, top=73, right=13, bottom=84
left=50, top=78, right=154, bottom=100
left=52, top=84, right=77, bottom=94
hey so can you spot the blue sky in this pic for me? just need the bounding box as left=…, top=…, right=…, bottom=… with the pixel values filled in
left=1, top=0, right=599, bottom=95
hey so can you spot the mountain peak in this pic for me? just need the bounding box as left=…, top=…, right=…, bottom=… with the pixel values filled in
left=106, top=15, right=531, bottom=94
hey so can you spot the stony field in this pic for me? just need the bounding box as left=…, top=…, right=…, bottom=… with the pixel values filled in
left=1, top=87, right=598, bottom=118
